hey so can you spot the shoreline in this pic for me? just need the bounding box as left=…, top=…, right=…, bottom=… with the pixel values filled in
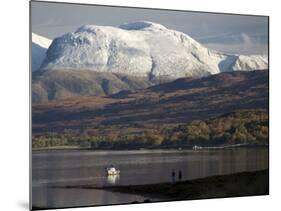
left=32, top=144, right=269, bottom=152
left=50, top=169, right=269, bottom=201
left=99, top=169, right=269, bottom=201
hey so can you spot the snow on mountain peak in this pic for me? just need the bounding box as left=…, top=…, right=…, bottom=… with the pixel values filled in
left=39, top=22, right=268, bottom=79
left=32, top=33, right=52, bottom=49
left=32, top=33, right=52, bottom=71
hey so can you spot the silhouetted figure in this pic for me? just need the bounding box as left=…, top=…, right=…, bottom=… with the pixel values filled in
left=172, top=169, right=176, bottom=183
left=178, top=170, right=182, bottom=182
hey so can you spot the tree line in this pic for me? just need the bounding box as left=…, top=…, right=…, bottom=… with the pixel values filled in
left=32, top=109, right=268, bottom=149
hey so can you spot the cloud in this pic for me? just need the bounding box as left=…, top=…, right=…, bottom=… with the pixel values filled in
left=199, top=33, right=268, bottom=55
left=241, top=33, right=252, bottom=46
left=203, top=42, right=268, bottom=55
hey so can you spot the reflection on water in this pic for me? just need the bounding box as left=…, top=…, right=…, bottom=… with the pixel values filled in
left=32, top=148, right=268, bottom=209
left=107, top=174, right=120, bottom=185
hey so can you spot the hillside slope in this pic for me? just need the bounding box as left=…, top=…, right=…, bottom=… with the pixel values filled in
left=32, top=70, right=268, bottom=136
left=32, top=69, right=156, bottom=103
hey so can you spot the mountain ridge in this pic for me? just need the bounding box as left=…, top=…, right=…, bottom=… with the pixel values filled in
left=32, top=33, right=52, bottom=71
left=37, top=21, right=268, bottom=79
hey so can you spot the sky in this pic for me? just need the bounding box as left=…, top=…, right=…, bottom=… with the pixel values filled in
left=31, top=1, right=268, bottom=55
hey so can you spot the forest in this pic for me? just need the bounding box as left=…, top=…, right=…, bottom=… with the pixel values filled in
left=32, top=109, right=268, bottom=149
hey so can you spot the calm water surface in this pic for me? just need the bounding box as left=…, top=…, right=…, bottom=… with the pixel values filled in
left=32, top=148, right=268, bottom=209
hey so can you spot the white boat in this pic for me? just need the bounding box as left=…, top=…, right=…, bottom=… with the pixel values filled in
left=106, top=166, right=120, bottom=175
left=192, top=145, right=202, bottom=150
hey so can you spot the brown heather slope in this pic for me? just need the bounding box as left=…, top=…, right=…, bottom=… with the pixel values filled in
left=32, top=70, right=268, bottom=136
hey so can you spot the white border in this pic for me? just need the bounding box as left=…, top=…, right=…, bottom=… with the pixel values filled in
left=1, top=0, right=280, bottom=211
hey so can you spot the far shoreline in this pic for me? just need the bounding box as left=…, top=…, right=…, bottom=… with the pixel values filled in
left=32, top=144, right=269, bottom=152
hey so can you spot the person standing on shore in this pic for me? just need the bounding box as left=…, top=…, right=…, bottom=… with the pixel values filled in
left=178, top=170, right=182, bottom=182
left=172, top=169, right=176, bottom=183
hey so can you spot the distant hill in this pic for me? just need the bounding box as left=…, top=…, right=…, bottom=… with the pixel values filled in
left=32, top=69, right=156, bottom=103
left=32, top=70, right=268, bottom=136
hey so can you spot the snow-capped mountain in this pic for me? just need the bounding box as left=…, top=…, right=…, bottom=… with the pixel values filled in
left=39, top=21, right=268, bottom=79
left=32, top=33, right=52, bottom=71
